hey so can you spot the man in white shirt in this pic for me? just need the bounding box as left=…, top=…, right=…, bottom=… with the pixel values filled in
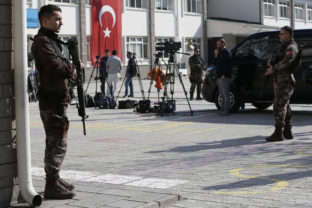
left=106, top=50, right=122, bottom=96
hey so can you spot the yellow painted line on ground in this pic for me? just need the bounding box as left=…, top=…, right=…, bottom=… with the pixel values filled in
left=186, top=127, right=223, bottom=134
left=293, top=148, right=312, bottom=156
left=212, top=161, right=312, bottom=195
left=212, top=165, right=289, bottom=195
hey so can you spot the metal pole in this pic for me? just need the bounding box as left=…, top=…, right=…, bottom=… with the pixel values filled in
left=13, top=0, right=42, bottom=206
left=291, top=0, right=295, bottom=29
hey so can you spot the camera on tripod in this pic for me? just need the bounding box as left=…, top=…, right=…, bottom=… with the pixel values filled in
left=156, top=41, right=181, bottom=54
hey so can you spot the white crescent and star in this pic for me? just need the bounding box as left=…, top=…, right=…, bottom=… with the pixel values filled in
left=99, top=5, right=116, bottom=38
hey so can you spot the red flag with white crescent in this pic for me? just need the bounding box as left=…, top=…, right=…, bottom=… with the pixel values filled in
left=91, top=0, right=122, bottom=65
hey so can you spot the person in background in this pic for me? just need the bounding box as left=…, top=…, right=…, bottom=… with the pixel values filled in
left=214, top=38, right=232, bottom=116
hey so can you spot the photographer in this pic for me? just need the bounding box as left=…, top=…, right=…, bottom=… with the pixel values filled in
left=31, top=4, right=77, bottom=199
left=100, top=49, right=110, bottom=96
left=123, top=51, right=136, bottom=97
left=188, top=48, right=204, bottom=100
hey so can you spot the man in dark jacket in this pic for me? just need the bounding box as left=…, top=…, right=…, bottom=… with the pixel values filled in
left=265, top=26, right=298, bottom=142
left=32, top=4, right=78, bottom=199
left=99, top=49, right=109, bottom=96
left=188, top=48, right=205, bottom=100
left=123, top=51, right=136, bottom=97
left=214, top=38, right=232, bottom=116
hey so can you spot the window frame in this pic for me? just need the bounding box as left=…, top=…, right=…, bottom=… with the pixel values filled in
left=279, top=1, right=290, bottom=19
left=126, top=0, right=149, bottom=10
left=307, top=5, right=312, bottom=21
left=185, top=38, right=201, bottom=52
left=295, top=3, right=304, bottom=20
left=48, top=0, right=78, bottom=4
left=184, top=0, right=202, bottom=14
left=126, top=37, right=149, bottom=60
left=263, top=0, right=276, bottom=17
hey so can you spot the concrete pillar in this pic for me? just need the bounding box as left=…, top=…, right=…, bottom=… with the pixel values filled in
left=79, top=0, right=87, bottom=63
left=202, top=0, right=209, bottom=62
left=149, top=0, right=155, bottom=68
left=0, top=0, right=19, bottom=206
left=259, top=0, right=264, bottom=25
left=291, top=0, right=295, bottom=29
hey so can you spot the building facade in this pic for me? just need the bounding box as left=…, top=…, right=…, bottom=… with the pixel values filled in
left=26, top=0, right=312, bottom=73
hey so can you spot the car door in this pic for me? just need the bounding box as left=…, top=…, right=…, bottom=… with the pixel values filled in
left=292, top=37, right=312, bottom=102
left=249, top=36, right=280, bottom=100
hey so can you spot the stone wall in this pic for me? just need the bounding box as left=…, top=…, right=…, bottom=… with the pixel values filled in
left=0, top=1, right=18, bottom=207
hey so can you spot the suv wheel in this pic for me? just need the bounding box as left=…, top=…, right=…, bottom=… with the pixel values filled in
left=252, top=101, right=272, bottom=110
left=214, top=88, right=242, bottom=113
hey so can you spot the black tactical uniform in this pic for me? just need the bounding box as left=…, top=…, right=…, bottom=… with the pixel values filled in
left=32, top=27, right=76, bottom=198
left=266, top=39, right=298, bottom=142
left=189, top=55, right=205, bottom=100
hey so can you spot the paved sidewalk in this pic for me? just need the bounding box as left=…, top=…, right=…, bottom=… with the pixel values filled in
left=13, top=78, right=312, bottom=208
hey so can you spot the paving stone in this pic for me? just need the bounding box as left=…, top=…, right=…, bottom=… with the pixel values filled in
left=107, top=200, right=146, bottom=208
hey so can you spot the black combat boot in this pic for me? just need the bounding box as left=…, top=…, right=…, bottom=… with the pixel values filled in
left=190, top=92, right=194, bottom=100
left=196, top=96, right=203, bottom=100
left=283, top=125, right=293, bottom=140
left=56, top=174, right=75, bottom=190
left=266, top=126, right=284, bottom=142
left=44, top=178, right=75, bottom=199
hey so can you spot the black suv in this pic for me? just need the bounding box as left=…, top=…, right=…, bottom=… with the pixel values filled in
left=202, top=29, right=312, bottom=112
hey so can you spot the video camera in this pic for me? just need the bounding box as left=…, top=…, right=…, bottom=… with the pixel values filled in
left=156, top=41, right=181, bottom=54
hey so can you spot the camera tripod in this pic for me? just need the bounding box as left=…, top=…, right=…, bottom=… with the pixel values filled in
left=85, top=55, right=116, bottom=107
left=155, top=52, right=193, bottom=116
left=85, top=56, right=100, bottom=98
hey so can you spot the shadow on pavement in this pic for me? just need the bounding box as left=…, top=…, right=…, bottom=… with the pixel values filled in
left=203, top=169, right=312, bottom=192
left=147, top=136, right=266, bottom=154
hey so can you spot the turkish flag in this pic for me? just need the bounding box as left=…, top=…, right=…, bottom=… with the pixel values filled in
left=91, top=0, right=122, bottom=65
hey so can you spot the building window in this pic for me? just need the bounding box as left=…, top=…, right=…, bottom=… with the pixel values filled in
left=308, top=5, right=312, bottom=21
left=156, top=0, right=173, bottom=11
left=27, top=0, right=32, bottom=8
left=126, top=0, right=149, bottom=9
left=126, top=37, right=148, bottom=59
left=185, top=0, right=202, bottom=14
left=295, top=4, right=304, bottom=20
left=156, top=37, right=174, bottom=58
left=185, top=38, right=201, bottom=51
left=263, top=0, right=275, bottom=17
left=50, top=0, right=77, bottom=4
left=279, top=1, right=289, bottom=18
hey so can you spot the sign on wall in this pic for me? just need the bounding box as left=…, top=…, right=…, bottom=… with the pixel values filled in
left=27, top=9, right=39, bottom=28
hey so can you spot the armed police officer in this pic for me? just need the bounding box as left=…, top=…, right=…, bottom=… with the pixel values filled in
left=32, top=4, right=80, bottom=199
left=265, top=26, right=299, bottom=142
left=188, top=48, right=205, bottom=100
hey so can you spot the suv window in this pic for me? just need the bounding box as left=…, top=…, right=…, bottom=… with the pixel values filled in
left=250, top=36, right=279, bottom=60
left=236, top=40, right=251, bottom=57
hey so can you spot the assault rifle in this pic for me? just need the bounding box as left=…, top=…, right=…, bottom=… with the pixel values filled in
left=56, top=38, right=88, bottom=135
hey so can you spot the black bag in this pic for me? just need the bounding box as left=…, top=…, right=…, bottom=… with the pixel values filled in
left=97, top=97, right=116, bottom=109
left=85, top=94, right=95, bottom=108
left=118, top=99, right=138, bottom=109
left=154, top=100, right=176, bottom=113
left=135, top=100, right=151, bottom=113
